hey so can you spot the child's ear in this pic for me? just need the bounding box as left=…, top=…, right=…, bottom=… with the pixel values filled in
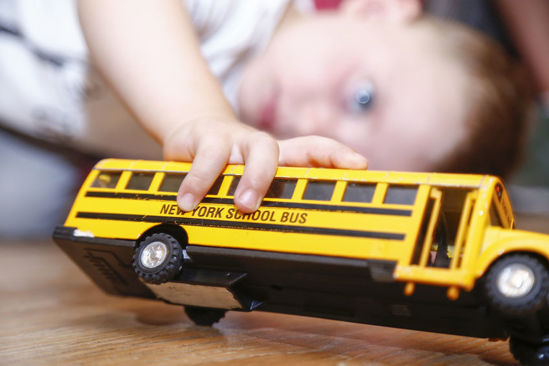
left=339, top=0, right=422, bottom=23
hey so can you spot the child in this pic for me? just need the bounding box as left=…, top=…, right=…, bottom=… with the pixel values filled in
left=76, top=0, right=531, bottom=212
left=0, top=0, right=532, bottom=235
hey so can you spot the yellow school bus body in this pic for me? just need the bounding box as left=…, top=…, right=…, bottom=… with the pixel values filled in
left=55, top=158, right=549, bottom=364
left=62, top=158, right=549, bottom=296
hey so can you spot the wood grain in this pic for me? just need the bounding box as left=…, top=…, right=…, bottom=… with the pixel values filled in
left=0, top=241, right=518, bottom=366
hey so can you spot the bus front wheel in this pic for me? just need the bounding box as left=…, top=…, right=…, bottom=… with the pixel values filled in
left=133, top=233, right=183, bottom=284
left=484, top=254, right=549, bottom=316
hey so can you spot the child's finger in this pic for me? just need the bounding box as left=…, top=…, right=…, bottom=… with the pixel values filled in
left=233, top=133, right=279, bottom=213
left=278, top=136, right=368, bottom=169
left=177, top=137, right=231, bottom=211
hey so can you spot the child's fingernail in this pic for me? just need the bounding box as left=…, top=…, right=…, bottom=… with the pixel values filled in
left=178, top=193, right=197, bottom=211
left=239, top=189, right=260, bottom=211
left=351, top=153, right=368, bottom=167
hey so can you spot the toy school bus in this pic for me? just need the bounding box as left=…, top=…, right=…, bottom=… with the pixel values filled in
left=53, top=159, right=549, bottom=365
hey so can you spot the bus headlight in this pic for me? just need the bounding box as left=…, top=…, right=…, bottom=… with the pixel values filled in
left=497, top=264, right=536, bottom=298
left=140, top=241, right=168, bottom=269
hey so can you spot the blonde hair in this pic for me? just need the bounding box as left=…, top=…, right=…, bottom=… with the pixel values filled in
left=419, top=17, right=535, bottom=178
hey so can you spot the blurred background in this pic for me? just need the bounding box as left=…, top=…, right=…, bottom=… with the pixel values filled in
left=507, top=112, right=549, bottom=233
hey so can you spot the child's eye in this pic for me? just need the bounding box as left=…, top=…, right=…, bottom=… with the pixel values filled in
left=349, top=82, right=375, bottom=113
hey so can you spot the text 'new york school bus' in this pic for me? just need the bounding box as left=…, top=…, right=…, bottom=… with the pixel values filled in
left=53, top=159, right=549, bottom=365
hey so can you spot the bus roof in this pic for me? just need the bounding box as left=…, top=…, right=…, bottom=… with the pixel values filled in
left=94, top=159, right=498, bottom=189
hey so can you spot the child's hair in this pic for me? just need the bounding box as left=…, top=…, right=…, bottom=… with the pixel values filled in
left=419, top=17, right=535, bottom=178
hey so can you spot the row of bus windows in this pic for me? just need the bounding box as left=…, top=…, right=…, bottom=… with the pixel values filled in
left=92, top=171, right=417, bottom=205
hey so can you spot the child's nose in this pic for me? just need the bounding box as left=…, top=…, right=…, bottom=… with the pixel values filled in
left=294, top=100, right=337, bottom=136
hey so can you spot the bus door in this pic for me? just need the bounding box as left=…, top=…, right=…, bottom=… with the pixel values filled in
left=399, top=186, right=478, bottom=299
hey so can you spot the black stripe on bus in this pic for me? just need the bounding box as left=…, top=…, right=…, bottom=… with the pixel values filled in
left=84, top=191, right=412, bottom=216
left=86, top=191, right=176, bottom=201
left=75, top=212, right=405, bottom=240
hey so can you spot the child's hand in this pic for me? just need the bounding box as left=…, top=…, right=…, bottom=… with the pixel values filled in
left=79, top=1, right=367, bottom=214
left=164, top=116, right=368, bottom=213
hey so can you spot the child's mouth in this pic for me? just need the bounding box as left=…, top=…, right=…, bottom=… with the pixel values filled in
left=259, top=92, right=278, bottom=132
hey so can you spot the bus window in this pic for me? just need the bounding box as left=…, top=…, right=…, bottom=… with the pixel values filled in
left=490, top=200, right=503, bottom=227
left=303, top=181, right=335, bottom=201
left=384, top=185, right=417, bottom=205
left=227, top=176, right=241, bottom=196
left=91, top=171, right=121, bottom=189
left=206, top=176, right=224, bottom=196
left=265, top=179, right=297, bottom=199
left=343, top=182, right=376, bottom=203
left=126, top=172, right=155, bottom=191
left=159, top=174, right=186, bottom=192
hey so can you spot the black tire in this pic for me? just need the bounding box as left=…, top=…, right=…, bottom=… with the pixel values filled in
left=133, top=233, right=183, bottom=284
left=484, top=254, right=549, bottom=316
left=510, top=337, right=549, bottom=366
left=184, top=306, right=227, bottom=326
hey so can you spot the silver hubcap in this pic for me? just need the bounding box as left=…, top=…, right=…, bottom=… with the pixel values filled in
left=497, top=263, right=536, bottom=298
left=140, top=241, right=168, bottom=269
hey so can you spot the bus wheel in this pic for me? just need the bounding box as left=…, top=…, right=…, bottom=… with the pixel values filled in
left=484, top=254, right=549, bottom=316
left=133, top=233, right=183, bottom=284
left=510, top=337, right=549, bottom=366
left=184, top=306, right=227, bottom=326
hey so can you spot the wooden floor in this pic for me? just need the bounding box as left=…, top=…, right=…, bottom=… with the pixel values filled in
left=0, top=239, right=521, bottom=366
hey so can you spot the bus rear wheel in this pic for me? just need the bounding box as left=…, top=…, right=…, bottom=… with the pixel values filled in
left=133, top=233, right=183, bottom=284
left=184, top=306, right=227, bottom=326
left=484, top=254, right=549, bottom=316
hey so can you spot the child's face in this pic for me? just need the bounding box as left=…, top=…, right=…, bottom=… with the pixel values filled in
left=239, top=13, right=470, bottom=171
